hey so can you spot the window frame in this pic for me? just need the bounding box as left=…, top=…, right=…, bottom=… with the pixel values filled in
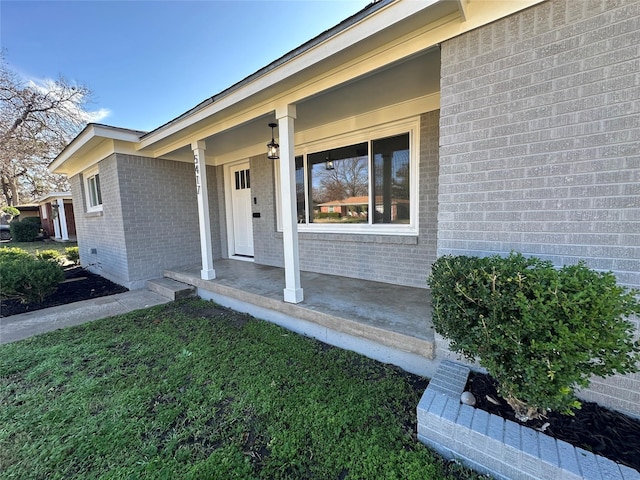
left=83, top=166, right=103, bottom=213
left=275, top=117, right=420, bottom=236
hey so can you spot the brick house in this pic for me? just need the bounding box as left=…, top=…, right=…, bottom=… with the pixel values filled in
left=50, top=0, right=639, bottom=416
left=37, top=192, right=76, bottom=241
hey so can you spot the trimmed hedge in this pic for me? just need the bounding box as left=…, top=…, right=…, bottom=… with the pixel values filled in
left=20, top=217, right=41, bottom=226
left=428, top=253, right=640, bottom=420
left=0, top=247, right=64, bottom=303
left=9, top=220, right=40, bottom=242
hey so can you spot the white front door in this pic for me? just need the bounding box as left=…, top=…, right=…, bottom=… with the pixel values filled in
left=229, top=163, right=254, bottom=257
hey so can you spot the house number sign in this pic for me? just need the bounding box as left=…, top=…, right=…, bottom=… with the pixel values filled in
left=194, top=153, right=201, bottom=195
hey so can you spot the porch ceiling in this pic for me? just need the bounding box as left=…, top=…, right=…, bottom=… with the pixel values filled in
left=158, top=47, right=441, bottom=165
left=137, top=0, right=458, bottom=164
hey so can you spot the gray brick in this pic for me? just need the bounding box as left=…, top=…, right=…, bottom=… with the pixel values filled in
left=504, top=420, right=521, bottom=449
left=455, top=403, right=474, bottom=428
left=441, top=396, right=461, bottom=423
left=596, top=456, right=623, bottom=480
left=538, top=433, right=559, bottom=468
left=486, top=414, right=504, bottom=442
left=620, top=463, right=640, bottom=480
left=428, top=392, right=448, bottom=418
left=292, top=112, right=439, bottom=288
left=575, top=448, right=602, bottom=480
left=557, top=440, right=582, bottom=477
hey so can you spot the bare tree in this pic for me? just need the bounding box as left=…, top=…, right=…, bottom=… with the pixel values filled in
left=0, top=53, right=95, bottom=205
left=314, top=156, right=368, bottom=203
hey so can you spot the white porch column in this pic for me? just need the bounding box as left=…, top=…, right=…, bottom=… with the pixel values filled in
left=276, top=104, right=304, bottom=303
left=191, top=140, right=216, bottom=280
left=57, top=199, right=69, bottom=241
left=52, top=203, right=61, bottom=239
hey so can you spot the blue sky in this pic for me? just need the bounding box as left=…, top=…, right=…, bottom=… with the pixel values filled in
left=1, top=0, right=369, bottom=132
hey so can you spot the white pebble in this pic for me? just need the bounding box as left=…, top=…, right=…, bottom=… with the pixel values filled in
left=460, top=391, right=476, bottom=406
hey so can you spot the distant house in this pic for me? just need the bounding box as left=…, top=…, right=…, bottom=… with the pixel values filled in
left=50, top=0, right=640, bottom=417
left=36, top=192, right=76, bottom=241
left=12, top=204, right=40, bottom=221
left=317, top=196, right=409, bottom=223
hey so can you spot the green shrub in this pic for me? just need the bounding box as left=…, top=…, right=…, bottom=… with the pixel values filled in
left=0, top=246, right=31, bottom=262
left=9, top=220, right=40, bottom=242
left=315, top=212, right=341, bottom=219
left=428, top=252, right=640, bottom=420
left=65, top=246, right=80, bottom=265
left=36, top=249, right=63, bottom=264
left=20, top=216, right=41, bottom=226
left=0, top=251, right=64, bottom=303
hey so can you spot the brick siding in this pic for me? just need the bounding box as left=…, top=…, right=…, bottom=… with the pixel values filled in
left=438, top=0, right=640, bottom=289
left=70, top=154, right=131, bottom=286
left=116, top=154, right=220, bottom=288
left=72, top=154, right=222, bottom=289
left=438, top=0, right=640, bottom=418
left=252, top=110, right=440, bottom=288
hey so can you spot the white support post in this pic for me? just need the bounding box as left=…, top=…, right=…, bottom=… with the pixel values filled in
left=276, top=104, right=304, bottom=303
left=192, top=140, right=216, bottom=280
left=52, top=202, right=61, bottom=239
left=57, top=199, right=69, bottom=241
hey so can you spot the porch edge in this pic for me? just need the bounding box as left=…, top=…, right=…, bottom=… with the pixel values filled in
left=164, top=269, right=434, bottom=360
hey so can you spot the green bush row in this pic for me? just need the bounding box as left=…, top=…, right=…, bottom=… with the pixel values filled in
left=34, top=247, right=80, bottom=265
left=428, top=252, right=640, bottom=420
left=0, top=247, right=64, bottom=303
left=315, top=212, right=342, bottom=219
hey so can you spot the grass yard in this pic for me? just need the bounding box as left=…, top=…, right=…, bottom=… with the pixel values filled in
left=0, top=299, right=485, bottom=480
left=0, top=240, right=78, bottom=256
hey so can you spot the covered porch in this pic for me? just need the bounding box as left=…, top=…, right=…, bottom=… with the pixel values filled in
left=160, top=259, right=437, bottom=377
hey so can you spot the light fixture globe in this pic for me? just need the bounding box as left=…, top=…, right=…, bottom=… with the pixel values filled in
left=267, top=122, right=279, bottom=160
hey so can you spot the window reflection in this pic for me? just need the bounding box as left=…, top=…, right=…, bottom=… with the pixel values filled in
left=292, top=130, right=412, bottom=227
left=373, top=134, right=410, bottom=224
left=307, top=143, right=368, bottom=223
left=295, top=156, right=306, bottom=223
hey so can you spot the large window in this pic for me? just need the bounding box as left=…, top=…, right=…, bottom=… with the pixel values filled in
left=285, top=120, right=417, bottom=234
left=84, top=166, right=102, bottom=212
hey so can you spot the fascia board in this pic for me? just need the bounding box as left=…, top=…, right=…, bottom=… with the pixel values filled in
left=49, top=124, right=142, bottom=175
left=139, top=0, right=544, bottom=157
left=54, top=139, right=115, bottom=178
left=36, top=192, right=72, bottom=204
left=137, top=0, right=439, bottom=151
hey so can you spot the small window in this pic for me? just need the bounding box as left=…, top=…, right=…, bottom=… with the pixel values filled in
left=84, top=167, right=103, bottom=212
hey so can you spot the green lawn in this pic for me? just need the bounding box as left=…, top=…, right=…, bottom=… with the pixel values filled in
left=0, top=240, right=77, bottom=256
left=0, top=299, right=485, bottom=479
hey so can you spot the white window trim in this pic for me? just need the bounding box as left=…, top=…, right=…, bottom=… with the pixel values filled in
left=275, top=117, right=420, bottom=236
left=83, top=165, right=103, bottom=213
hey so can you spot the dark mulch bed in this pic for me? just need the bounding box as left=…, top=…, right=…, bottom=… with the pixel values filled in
left=1, top=266, right=128, bottom=317
left=466, top=371, right=640, bottom=472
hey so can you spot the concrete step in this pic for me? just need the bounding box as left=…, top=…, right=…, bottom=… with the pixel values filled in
left=147, top=278, right=195, bottom=301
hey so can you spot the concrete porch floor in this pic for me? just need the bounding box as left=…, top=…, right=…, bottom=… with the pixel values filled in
left=164, top=260, right=437, bottom=376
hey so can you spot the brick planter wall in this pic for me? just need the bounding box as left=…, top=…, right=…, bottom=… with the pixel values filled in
left=417, top=361, right=640, bottom=480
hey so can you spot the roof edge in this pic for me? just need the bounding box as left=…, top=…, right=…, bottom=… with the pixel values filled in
left=49, top=123, right=146, bottom=173
left=140, top=0, right=391, bottom=140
